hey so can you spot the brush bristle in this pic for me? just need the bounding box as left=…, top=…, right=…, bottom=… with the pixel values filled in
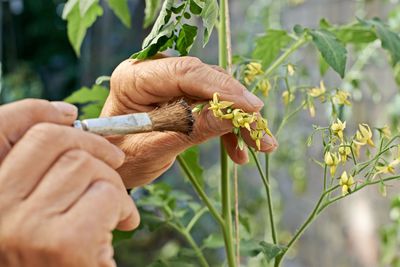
left=148, top=100, right=194, bottom=134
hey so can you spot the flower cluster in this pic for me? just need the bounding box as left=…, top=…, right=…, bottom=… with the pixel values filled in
left=244, top=62, right=263, bottom=85
left=209, top=93, right=272, bottom=150
left=322, top=119, right=377, bottom=195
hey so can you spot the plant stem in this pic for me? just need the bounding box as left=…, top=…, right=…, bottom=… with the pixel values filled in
left=249, top=149, right=277, bottom=244
left=177, top=156, right=224, bottom=226
left=218, top=0, right=236, bottom=266
left=264, top=36, right=308, bottom=77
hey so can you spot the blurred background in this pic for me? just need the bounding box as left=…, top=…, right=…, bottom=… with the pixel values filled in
left=3, top=0, right=400, bottom=266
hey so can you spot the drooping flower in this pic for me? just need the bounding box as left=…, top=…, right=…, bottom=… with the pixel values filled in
left=331, top=119, right=346, bottom=140
left=282, top=91, right=295, bottom=106
left=256, top=79, right=271, bottom=97
left=339, top=171, right=355, bottom=195
left=338, top=143, right=351, bottom=163
left=333, top=90, right=351, bottom=106
left=308, top=100, right=316, bottom=117
left=324, top=151, right=340, bottom=176
left=375, top=158, right=400, bottom=177
left=354, top=123, right=375, bottom=147
left=308, top=81, right=326, bottom=98
left=244, top=62, right=263, bottom=85
left=287, top=64, right=295, bottom=76
left=231, top=109, right=255, bottom=131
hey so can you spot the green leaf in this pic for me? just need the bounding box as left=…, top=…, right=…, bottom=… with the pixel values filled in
left=64, top=1, right=103, bottom=56
left=107, top=0, right=131, bottom=28
left=112, top=229, right=135, bottom=245
left=132, top=22, right=175, bottom=59
left=62, top=0, right=78, bottom=19
left=189, top=0, right=203, bottom=15
left=64, top=85, right=109, bottom=119
left=259, top=241, right=285, bottom=262
left=200, top=0, right=218, bottom=46
left=202, top=234, right=224, bottom=249
left=142, top=0, right=174, bottom=48
left=252, top=30, right=293, bottom=69
left=361, top=18, right=400, bottom=65
left=176, top=24, right=198, bottom=56
left=144, top=0, right=162, bottom=28
left=79, top=0, right=97, bottom=16
left=179, top=146, right=204, bottom=186
left=335, top=23, right=377, bottom=44
left=310, top=29, right=347, bottom=78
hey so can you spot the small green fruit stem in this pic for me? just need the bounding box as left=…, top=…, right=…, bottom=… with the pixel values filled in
left=218, top=0, right=236, bottom=266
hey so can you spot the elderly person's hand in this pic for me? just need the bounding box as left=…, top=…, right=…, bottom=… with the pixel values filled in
left=0, top=100, right=139, bottom=267
left=101, top=56, right=278, bottom=188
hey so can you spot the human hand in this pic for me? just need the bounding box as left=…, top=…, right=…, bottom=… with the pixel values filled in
left=0, top=100, right=139, bottom=267
left=101, top=57, right=278, bottom=188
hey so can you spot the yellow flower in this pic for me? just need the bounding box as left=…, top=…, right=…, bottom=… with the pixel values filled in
left=287, top=64, right=295, bottom=76
left=352, top=142, right=361, bottom=158
left=333, top=90, right=351, bottom=106
left=282, top=91, right=295, bottom=106
left=338, top=143, right=351, bottom=163
left=231, top=109, right=255, bottom=131
left=339, top=171, right=355, bottom=195
left=381, top=125, right=392, bottom=139
left=308, top=101, right=316, bottom=117
left=244, top=62, right=263, bottom=85
left=256, top=79, right=271, bottom=97
left=354, top=123, right=375, bottom=147
left=250, top=129, right=263, bottom=150
left=331, top=119, right=346, bottom=140
left=375, top=158, right=400, bottom=176
left=308, top=81, right=326, bottom=98
left=208, top=93, right=234, bottom=119
left=324, top=152, right=340, bottom=176
left=249, top=116, right=273, bottom=150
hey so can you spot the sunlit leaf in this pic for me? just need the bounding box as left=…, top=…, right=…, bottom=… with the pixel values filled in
left=144, top=0, right=162, bottom=28
left=107, top=0, right=131, bottom=28
left=200, top=0, right=218, bottom=45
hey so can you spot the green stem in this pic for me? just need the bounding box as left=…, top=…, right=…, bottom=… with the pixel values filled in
left=218, top=0, right=236, bottom=266
left=249, top=149, right=277, bottom=244
left=186, top=207, right=208, bottom=233
left=177, top=156, right=224, bottom=226
left=264, top=36, right=308, bottom=77
left=275, top=101, right=307, bottom=137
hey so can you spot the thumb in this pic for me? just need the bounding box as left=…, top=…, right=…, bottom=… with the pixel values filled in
left=0, top=99, right=77, bottom=161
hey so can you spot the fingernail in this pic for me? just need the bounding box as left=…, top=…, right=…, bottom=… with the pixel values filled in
left=244, top=91, right=264, bottom=108
left=261, top=134, right=278, bottom=152
left=51, top=102, right=78, bottom=117
left=113, top=146, right=126, bottom=162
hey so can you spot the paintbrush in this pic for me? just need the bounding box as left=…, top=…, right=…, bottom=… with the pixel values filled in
left=73, top=99, right=194, bottom=136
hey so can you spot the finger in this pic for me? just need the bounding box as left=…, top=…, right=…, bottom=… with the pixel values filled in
left=68, top=181, right=139, bottom=231
left=108, top=57, right=263, bottom=113
left=28, top=149, right=138, bottom=230
left=0, top=124, right=125, bottom=201
left=0, top=99, right=77, bottom=163
left=222, top=133, right=249, bottom=165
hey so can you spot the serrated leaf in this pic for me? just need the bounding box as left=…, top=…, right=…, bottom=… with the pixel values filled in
left=310, top=29, right=347, bottom=78
left=107, top=0, right=131, bottom=28
left=64, top=85, right=109, bottom=119
left=144, top=0, right=162, bottom=28
left=252, top=30, right=293, bottom=69
left=259, top=241, right=285, bottom=262
left=179, top=146, right=204, bottom=186
left=142, top=0, right=174, bottom=48
left=64, top=1, right=103, bottom=56
left=176, top=24, right=198, bottom=56
left=200, top=0, right=218, bottom=46
left=361, top=18, right=400, bottom=65
left=335, top=23, right=377, bottom=44
left=171, top=3, right=185, bottom=14
left=132, top=22, right=175, bottom=59
left=80, top=0, right=97, bottom=16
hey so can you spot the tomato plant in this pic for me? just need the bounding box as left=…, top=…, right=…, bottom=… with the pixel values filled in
left=63, top=0, right=400, bottom=266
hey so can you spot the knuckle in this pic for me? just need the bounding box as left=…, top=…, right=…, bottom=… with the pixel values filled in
left=27, top=123, right=63, bottom=144
left=60, top=149, right=93, bottom=169
left=174, top=56, right=203, bottom=76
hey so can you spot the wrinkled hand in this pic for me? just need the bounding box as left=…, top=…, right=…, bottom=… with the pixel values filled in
left=102, top=57, right=278, bottom=188
left=0, top=100, right=139, bottom=267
